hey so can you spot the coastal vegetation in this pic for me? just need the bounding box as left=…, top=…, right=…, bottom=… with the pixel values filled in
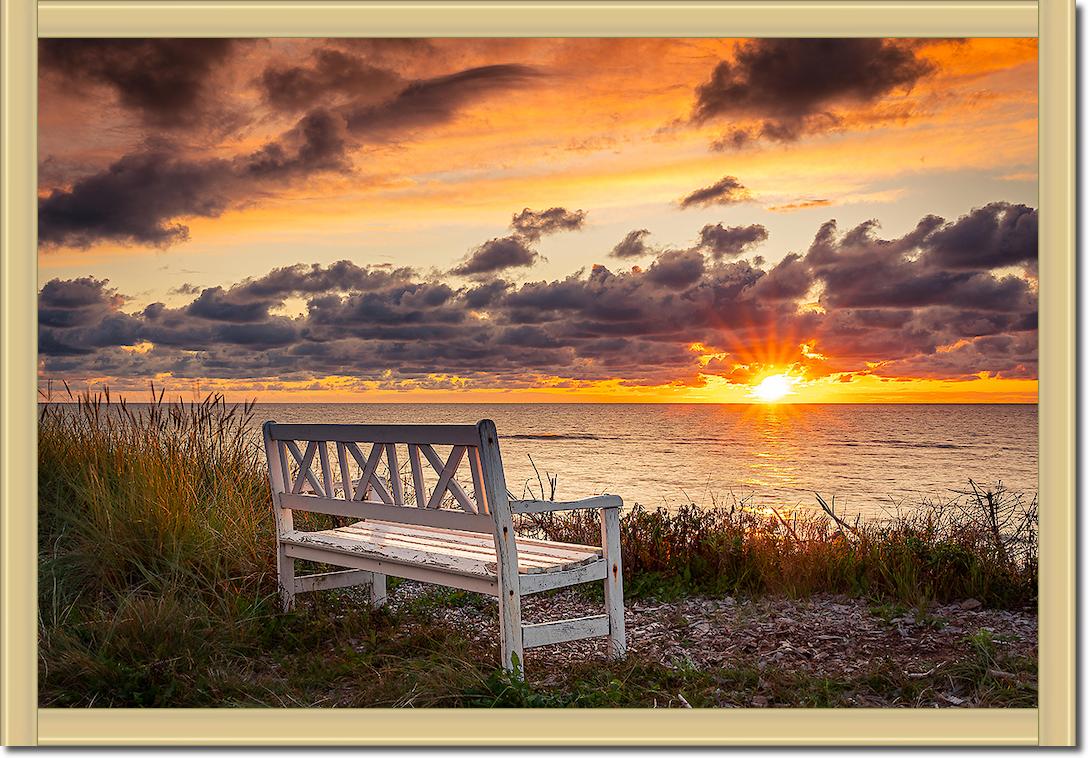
left=38, top=390, right=1037, bottom=707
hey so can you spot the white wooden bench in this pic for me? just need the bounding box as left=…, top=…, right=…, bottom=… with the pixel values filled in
left=261, top=419, right=625, bottom=673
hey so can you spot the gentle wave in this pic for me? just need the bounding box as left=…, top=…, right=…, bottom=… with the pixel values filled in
left=836, top=439, right=968, bottom=450
left=503, top=433, right=606, bottom=441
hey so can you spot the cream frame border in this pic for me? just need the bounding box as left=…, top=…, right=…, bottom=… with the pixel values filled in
left=1, top=0, right=1074, bottom=746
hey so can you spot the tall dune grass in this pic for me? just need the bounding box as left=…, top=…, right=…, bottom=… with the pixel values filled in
left=39, top=386, right=277, bottom=606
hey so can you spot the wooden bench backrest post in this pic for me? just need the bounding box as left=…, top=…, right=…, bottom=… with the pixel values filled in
left=261, top=420, right=511, bottom=535
left=475, top=419, right=524, bottom=669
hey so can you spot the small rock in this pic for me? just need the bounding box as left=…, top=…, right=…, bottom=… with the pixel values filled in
left=751, top=695, right=769, bottom=707
left=959, top=599, right=982, bottom=611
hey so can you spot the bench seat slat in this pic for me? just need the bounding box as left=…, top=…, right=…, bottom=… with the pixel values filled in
left=357, top=516, right=602, bottom=556
left=336, top=525, right=569, bottom=569
left=281, top=520, right=601, bottom=577
left=344, top=519, right=603, bottom=562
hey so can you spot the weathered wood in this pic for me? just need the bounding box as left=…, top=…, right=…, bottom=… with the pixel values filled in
left=385, top=443, right=404, bottom=506
left=519, top=559, right=608, bottom=594
left=510, top=494, right=622, bottom=514
left=317, top=441, right=334, bottom=498
left=279, top=492, right=494, bottom=533
left=348, top=442, right=393, bottom=504
left=336, top=522, right=599, bottom=573
left=286, top=523, right=596, bottom=576
left=335, top=441, right=353, bottom=500
left=522, top=615, right=609, bottom=649
left=285, top=529, right=492, bottom=577
left=286, top=440, right=322, bottom=495
left=269, top=423, right=480, bottom=446
left=352, top=519, right=601, bottom=563
left=408, top=443, right=427, bottom=507
left=369, top=571, right=387, bottom=608
left=336, top=525, right=550, bottom=569
left=263, top=421, right=295, bottom=611
left=419, top=444, right=474, bottom=511
left=276, top=441, right=291, bottom=500
left=423, top=444, right=470, bottom=511
left=468, top=446, right=488, bottom=514
left=294, top=568, right=374, bottom=594
left=283, top=543, right=499, bottom=596
left=601, top=504, right=627, bottom=658
left=477, top=419, right=524, bottom=674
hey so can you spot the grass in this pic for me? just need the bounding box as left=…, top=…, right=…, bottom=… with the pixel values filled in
left=38, top=388, right=1037, bottom=707
left=520, top=487, right=1037, bottom=609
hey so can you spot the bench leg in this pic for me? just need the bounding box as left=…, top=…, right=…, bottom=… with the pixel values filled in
left=369, top=572, right=387, bottom=608
left=601, top=507, right=626, bottom=658
left=497, top=580, right=525, bottom=675
left=277, top=543, right=296, bottom=612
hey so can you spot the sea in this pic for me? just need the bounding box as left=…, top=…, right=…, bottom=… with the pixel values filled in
left=256, top=403, right=1038, bottom=520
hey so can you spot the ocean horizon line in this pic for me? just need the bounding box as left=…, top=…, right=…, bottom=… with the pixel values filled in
left=249, top=400, right=1040, bottom=406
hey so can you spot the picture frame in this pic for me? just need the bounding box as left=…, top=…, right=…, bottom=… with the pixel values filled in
left=1, top=0, right=1075, bottom=746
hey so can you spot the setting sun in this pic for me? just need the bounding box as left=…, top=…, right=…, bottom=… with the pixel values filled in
left=751, top=374, right=794, bottom=403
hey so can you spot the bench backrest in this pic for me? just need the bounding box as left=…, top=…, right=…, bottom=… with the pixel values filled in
left=261, top=419, right=509, bottom=535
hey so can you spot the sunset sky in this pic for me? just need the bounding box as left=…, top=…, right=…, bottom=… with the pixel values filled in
left=37, top=38, right=1039, bottom=403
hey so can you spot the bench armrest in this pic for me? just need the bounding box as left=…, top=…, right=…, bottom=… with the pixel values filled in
left=509, top=494, right=622, bottom=515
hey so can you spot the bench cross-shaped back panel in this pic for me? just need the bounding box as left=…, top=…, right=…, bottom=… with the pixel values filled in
left=268, top=419, right=498, bottom=532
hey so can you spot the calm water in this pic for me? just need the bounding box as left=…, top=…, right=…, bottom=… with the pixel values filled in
left=258, top=404, right=1037, bottom=519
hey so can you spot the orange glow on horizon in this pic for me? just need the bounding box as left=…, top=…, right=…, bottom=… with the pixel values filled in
left=42, top=371, right=1039, bottom=406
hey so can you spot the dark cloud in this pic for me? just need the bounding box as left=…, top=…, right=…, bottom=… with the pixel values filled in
left=39, top=204, right=1039, bottom=389
left=805, top=210, right=1037, bottom=314
left=41, top=61, right=543, bottom=250
left=644, top=249, right=705, bottom=289
left=39, top=109, right=351, bottom=248
left=345, top=64, right=541, bottom=138
left=238, top=108, right=351, bottom=179
left=39, top=276, right=124, bottom=328
left=679, top=176, right=752, bottom=209
left=39, top=39, right=238, bottom=127
left=38, top=275, right=142, bottom=355
left=259, top=47, right=403, bottom=112
left=170, top=283, right=202, bottom=296
left=452, top=236, right=539, bottom=276
left=695, top=223, right=768, bottom=259
left=510, top=207, right=586, bottom=241
left=693, top=39, right=935, bottom=145
left=746, top=253, right=811, bottom=301
left=236, top=260, right=415, bottom=298
left=463, top=279, right=512, bottom=308
left=610, top=229, right=654, bottom=259
left=38, top=151, right=232, bottom=248
left=924, top=203, right=1038, bottom=270
left=187, top=287, right=275, bottom=323
left=881, top=332, right=1037, bottom=381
